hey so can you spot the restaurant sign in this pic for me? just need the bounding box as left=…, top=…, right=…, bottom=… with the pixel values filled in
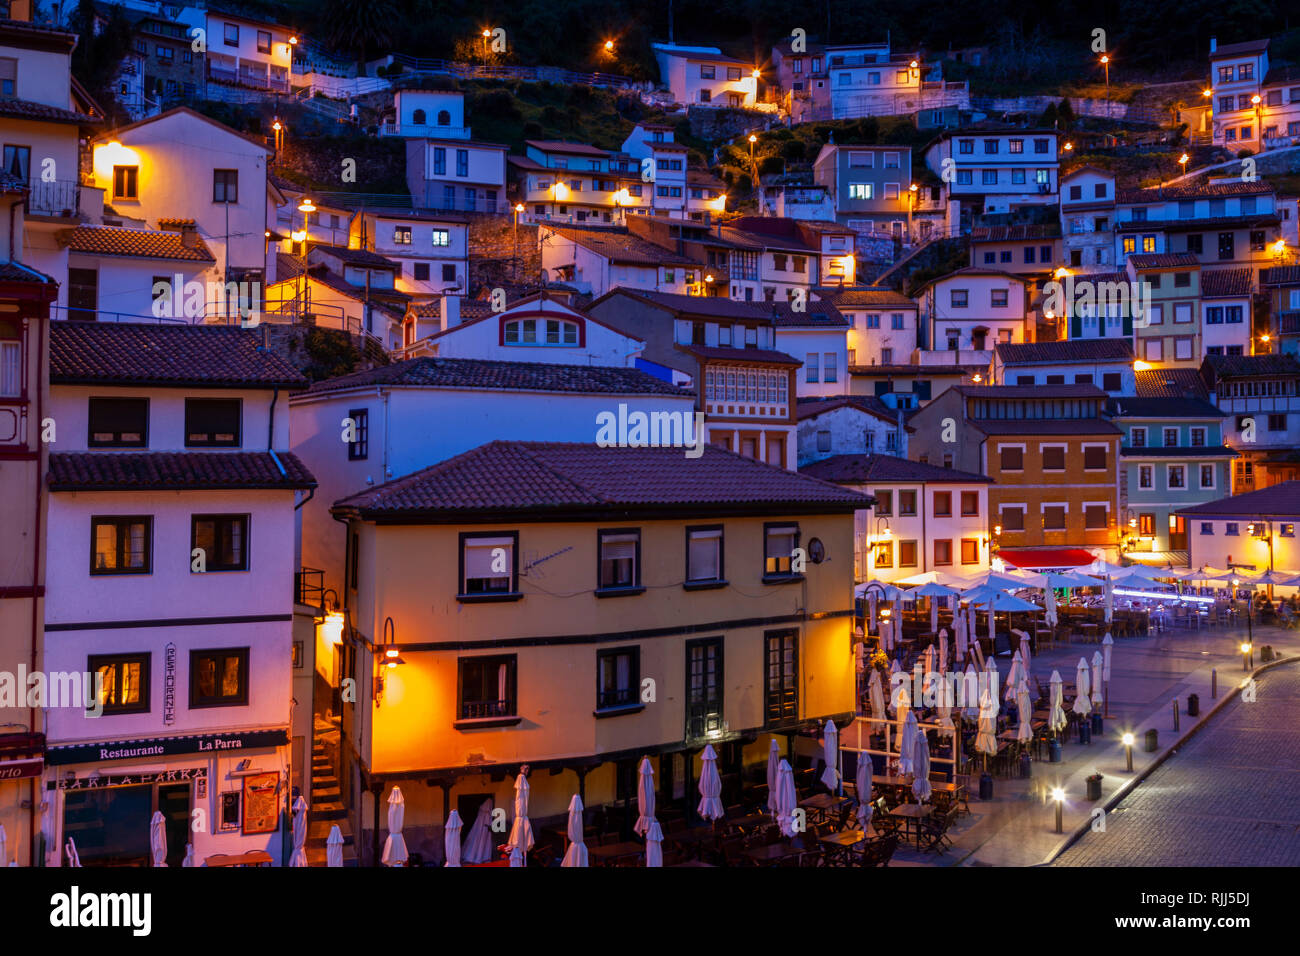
left=57, top=767, right=208, bottom=790
left=45, top=729, right=289, bottom=766
left=0, top=756, right=43, bottom=780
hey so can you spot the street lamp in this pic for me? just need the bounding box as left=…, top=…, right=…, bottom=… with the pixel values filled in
left=1063, top=141, right=1073, bottom=152
left=513, top=202, right=524, bottom=280
left=295, top=197, right=315, bottom=320
left=1251, top=94, right=1261, bottom=145
left=1100, top=54, right=1110, bottom=118
left=908, top=183, right=918, bottom=242
left=1240, top=641, right=1253, bottom=671
left=1122, top=732, right=1135, bottom=771
left=1178, top=153, right=1189, bottom=177
left=1051, top=786, right=1065, bottom=833
left=481, top=29, right=492, bottom=68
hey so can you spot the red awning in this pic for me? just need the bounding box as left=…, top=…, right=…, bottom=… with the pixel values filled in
left=998, top=548, right=1096, bottom=570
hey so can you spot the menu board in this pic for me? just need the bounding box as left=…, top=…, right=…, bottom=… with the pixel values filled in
left=241, top=771, right=280, bottom=835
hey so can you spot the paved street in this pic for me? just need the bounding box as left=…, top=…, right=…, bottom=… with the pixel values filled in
left=1054, top=659, right=1300, bottom=867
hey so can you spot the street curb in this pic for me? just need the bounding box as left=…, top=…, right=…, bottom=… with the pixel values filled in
left=1034, top=653, right=1300, bottom=866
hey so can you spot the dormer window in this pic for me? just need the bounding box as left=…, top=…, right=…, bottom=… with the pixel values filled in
left=412, top=109, right=426, bottom=125
left=504, top=318, right=579, bottom=346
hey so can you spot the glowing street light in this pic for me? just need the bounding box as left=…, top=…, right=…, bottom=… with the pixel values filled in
left=1178, top=153, right=1189, bottom=174
left=605, top=40, right=615, bottom=52
left=1241, top=641, right=1253, bottom=670
left=1051, top=787, right=1065, bottom=833
left=1100, top=54, right=1111, bottom=118
left=1122, top=732, right=1135, bottom=771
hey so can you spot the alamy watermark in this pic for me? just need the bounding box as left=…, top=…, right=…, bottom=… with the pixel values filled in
left=152, top=274, right=261, bottom=327
left=0, top=667, right=104, bottom=717
left=595, top=403, right=706, bottom=459
left=1041, top=275, right=1152, bottom=327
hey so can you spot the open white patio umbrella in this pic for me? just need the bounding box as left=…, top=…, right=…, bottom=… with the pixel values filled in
left=461, top=800, right=494, bottom=864
left=975, top=688, right=998, bottom=770
left=820, top=718, right=840, bottom=790
left=382, top=787, right=409, bottom=867
left=181, top=843, right=195, bottom=868
left=289, top=795, right=309, bottom=867
left=1091, top=651, right=1105, bottom=706
left=1016, top=678, right=1034, bottom=743
left=506, top=773, right=535, bottom=855
left=1073, top=658, right=1093, bottom=717
left=898, top=709, right=919, bottom=776
left=868, top=669, right=886, bottom=719
left=1049, top=670, right=1067, bottom=734
left=326, top=825, right=344, bottom=867
left=774, top=759, right=799, bottom=837
left=645, top=820, right=664, bottom=867
left=508, top=845, right=525, bottom=867
left=697, top=744, right=725, bottom=821
left=443, top=810, right=463, bottom=867
left=150, top=810, right=167, bottom=867
left=635, top=756, right=656, bottom=835
left=561, top=794, right=588, bottom=867
left=911, top=731, right=932, bottom=803
left=766, top=739, right=781, bottom=813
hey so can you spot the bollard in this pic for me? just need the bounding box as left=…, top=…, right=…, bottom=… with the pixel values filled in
left=1211, top=668, right=1217, bottom=699
left=1172, top=698, right=1180, bottom=732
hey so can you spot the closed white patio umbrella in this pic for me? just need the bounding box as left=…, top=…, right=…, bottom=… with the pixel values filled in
left=955, top=608, right=968, bottom=661
left=1016, top=678, right=1034, bottom=743
left=1073, top=658, right=1093, bottom=717
left=1104, top=575, right=1114, bottom=624
left=939, top=631, right=949, bottom=677
left=150, top=810, right=167, bottom=867
left=289, top=795, right=309, bottom=867
left=774, top=759, right=799, bottom=838
left=0, top=823, right=6, bottom=867
left=766, top=738, right=781, bottom=813
left=975, top=688, right=998, bottom=771
left=1045, top=583, right=1058, bottom=627
left=1101, top=632, right=1114, bottom=715
left=443, top=810, right=463, bottom=868
left=461, top=800, right=494, bottom=864
left=1091, top=651, right=1104, bottom=706
left=65, top=838, right=81, bottom=868
left=326, top=825, right=344, bottom=867
left=894, top=678, right=911, bottom=731
left=506, top=773, right=535, bottom=855
left=911, top=731, right=931, bottom=803
left=561, top=794, right=588, bottom=867
left=508, top=845, right=525, bottom=867
left=984, top=654, right=999, bottom=703
left=855, top=750, right=872, bottom=808
left=382, top=787, right=409, bottom=867
left=644, top=820, right=664, bottom=867
left=696, top=744, right=725, bottom=821
left=898, top=709, right=919, bottom=776
left=820, top=718, right=840, bottom=791
left=1049, top=670, right=1067, bottom=734
left=635, top=756, right=656, bottom=835
left=868, top=669, right=887, bottom=720
left=1004, top=650, right=1022, bottom=702
left=1018, top=632, right=1032, bottom=679
left=962, top=661, right=980, bottom=718
left=181, top=843, right=195, bottom=868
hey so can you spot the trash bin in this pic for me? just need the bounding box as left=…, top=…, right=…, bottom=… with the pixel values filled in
left=1086, top=773, right=1103, bottom=801
left=979, top=772, right=994, bottom=800
left=1018, top=752, right=1032, bottom=779
left=1187, top=693, right=1200, bottom=717
left=1049, top=739, right=1062, bottom=762
left=1144, top=728, right=1159, bottom=752
left=1078, top=721, right=1092, bottom=745
left=1261, top=645, right=1274, bottom=663
left=1091, top=713, right=1103, bottom=736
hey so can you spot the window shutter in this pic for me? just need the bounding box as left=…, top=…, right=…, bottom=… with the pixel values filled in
left=689, top=531, right=721, bottom=579
left=464, top=537, right=512, bottom=578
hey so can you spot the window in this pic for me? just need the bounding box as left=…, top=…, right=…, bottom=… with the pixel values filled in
left=213, top=169, right=238, bottom=204
left=950, top=289, right=968, bottom=308
left=184, top=398, right=240, bottom=447
left=430, top=229, right=450, bottom=247
left=598, top=530, right=640, bottom=591
left=453, top=528, right=523, bottom=599
left=596, top=647, right=639, bottom=710
left=823, top=352, right=837, bottom=383
left=442, top=264, right=457, bottom=282
left=346, top=408, right=369, bottom=460
left=91, top=516, right=151, bottom=574
left=456, top=150, right=469, bottom=177
left=898, top=540, right=918, bottom=567
left=1085, top=506, right=1107, bottom=530
left=0, top=57, right=14, bottom=97
left=686, top=526, right=724, bottom=584
left=504, top=318, right=579, bottom=346
left=958, top=140, right=974, bottom=154
left=686, top=638, right=723, bottom=738
left=960, top=538, right=979, bottom=565
left=1163, top=427, right=1179, bottom=448
left=88, top=397, right=147, bottom=447
left=190, top=648, right=248, bottom=708
left=700, top=64, right=716, bottom=79
left=805, top=353, right=819, bottom=383
left=1000, top=446, right=1023, bottom=471
left=764, top=523, right=799, bottom=577
left=866, top=313, right=880, bottom=328
left=88, top=653, right=150, bottom=715
left=1083, top=446, right=1106, bottom=470
left=191, top=514, right=248, bottom=572
left=1270, top=413, right=1287, bottom=432
left=1168, top=465, right=1186, bottom=489
left=874, top=490, right=892, bottom=516
left=1189, top=427, right=1206, bottom=448
left=458, top=655, right=516, bottom=719
left=392, top=226, right=412, bottom=245
left=933, top=491, right=952, bottom=516
left=1138, top=514, right=1155, bottom=536
left=1199, top=464, right=1215, bottom=489
left=982, top=170, right=997, bottom=185
left=1043, top=506, right=1066, bottom=530
left=223, top=22, right=238, bottom=46
left=1139, top=464, right=1153, bottom=489
left=1103, top=372, right=1121, bottom=392
left=256, top=30, right=271, bottom=54
left=1001, top=506, right=1025, bottom=531
left=1042, top=446, right=1065, bottom=471
left=899, top=490, right=917, bottom=516
left=874, top=540, right=893, bottom=568
left=933, top=539, right=952, bottom=566
left=413, top=262, right=429, bottom=281
left=848, top=183, right=872, bottom=200
left=1130, top=427, right=1147, bottom=448
left=433, top=148, right=446, bottom=175
left=1, top=145, right=28, bottom=184
left=113, top=165, right=138, bottom=201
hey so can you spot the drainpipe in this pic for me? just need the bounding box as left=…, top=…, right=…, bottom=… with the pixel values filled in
left=29, top=309, right=45, bottom=866
left=267, top=386, right=279, bottom=449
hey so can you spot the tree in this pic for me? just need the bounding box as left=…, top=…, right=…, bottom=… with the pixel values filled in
left=321, top=0, right=398, bottom=67
left=69, top=0, right=132, bottom=121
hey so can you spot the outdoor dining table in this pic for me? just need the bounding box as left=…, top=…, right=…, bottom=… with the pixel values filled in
left=742, top=841, right=808, bottom=867
left=721, top=812, right=770, bottom=834
left=204, top=850, right=273, bottom=867
left=667, top=826, right=721, bottom=859
left=872, top=774, right=912, bottom=790
left=588, top=840, right=644, bottom=866
left=1078, top=623, right=1100, bottom=642
left=889, top=804, right=932, bottom=846
left=798, top=793, right=853, bottom=825
left=818, top=828, right=870, bottom=865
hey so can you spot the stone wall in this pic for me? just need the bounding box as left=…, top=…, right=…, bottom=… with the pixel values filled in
left=276, top=136, right=409, bottom=194
left=467, top=217, right=542, bottom=294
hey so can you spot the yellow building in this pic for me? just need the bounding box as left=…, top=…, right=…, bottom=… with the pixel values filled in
left=327, top=440, right=865, bottom=864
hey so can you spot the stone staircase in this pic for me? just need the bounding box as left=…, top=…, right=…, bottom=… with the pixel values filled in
left=304, top=719, right=356, bottom=866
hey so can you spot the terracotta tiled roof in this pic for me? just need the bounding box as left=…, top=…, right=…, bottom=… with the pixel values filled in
left=769, top=300, right=849, bottom=328
left=1175, top=480, right=1300, bottom=518
left=1135, top=368, right=1208, bottom=398
left=333, top=441, right=871, bottom=518
left=410, top=299, right=495, bottom=321
left=543, top=225, right=698, bottom=266
left=1202, top=353, right=1300, bottom=379
left=1210, top=39, right=1269, bottom=58
left=1200, top=267, right=1253, bottom=298
left=49, top=322, right=308, bottom=388
left=1126, top=252, right=1199, bottom=269
left=596, top=290, right=770, bottom=319
left=48, top=451, right=316, bottom=491
left=525, top=140, right=610, bottom=157
left=63, top=225, right=215, bottom=261
left=801, top=453, right=991, bottom=484
left=677, top=344, right=801, bottom=365
left=995, top=339, right=1134, bottom=364
left=0, top=261, right=56, bottom=283
left=157, top=217, right=196, bottom=227
left=954, top=383, right=1106, bottom=399
left=971, top=418, right=1121, bottom=436
left=1106, top=396, right=1225, bottom=418
left=0, top=97, right=98, bottom=125
left=971, top=223, right=1061, bottom=241
left=1260, top=266, right=1300, bottom=286
left=304, top=356, right=692, bottom=397
left=814, top=287, right=916, bottom=309
left=1117, top=181, right=1273, bottom=204
left=307, top=243, right=398, bottom=269
left=797, top=395, right=899, bottom=423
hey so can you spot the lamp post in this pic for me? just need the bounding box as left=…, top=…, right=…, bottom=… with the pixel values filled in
left=1100, top=54, right=1110, bottom=119
left=1251, top=94, right=1261, bottom=148
left=908, top=183, right=918, bottom=244
left=748, top=133, right=758, bottom=183
left=295, top=197, right=315, bottom=321
left=1122, top=732, right=1135, bottom=771
left=481, top=29, right=492, bottom=69
left=1051, top=787, right=1065, bottom=833
left=1241, top=640, right=1253, bottom=671
left=1178, top=153, right=1189, bottom=180
left=513, top=202, right=524, bottom=281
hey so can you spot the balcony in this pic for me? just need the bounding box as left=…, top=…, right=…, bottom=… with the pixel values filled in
left=26, top=179, right=80, bottom=218
left=379, top=121, right=471, bottom=139
left=1278, top=311, right=1300, bottom=336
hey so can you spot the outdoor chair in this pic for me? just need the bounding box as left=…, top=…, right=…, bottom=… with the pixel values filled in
left=859, top=833, right=899, bottom=867
left=917, top=806, right=958, bottom=854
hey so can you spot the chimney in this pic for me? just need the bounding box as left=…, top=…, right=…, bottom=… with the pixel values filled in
left=1210, top=35, right=1217, bottom=54
left=179, top=223, right=199, bottom=249
left=441, top=294, right=460, bottom=330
